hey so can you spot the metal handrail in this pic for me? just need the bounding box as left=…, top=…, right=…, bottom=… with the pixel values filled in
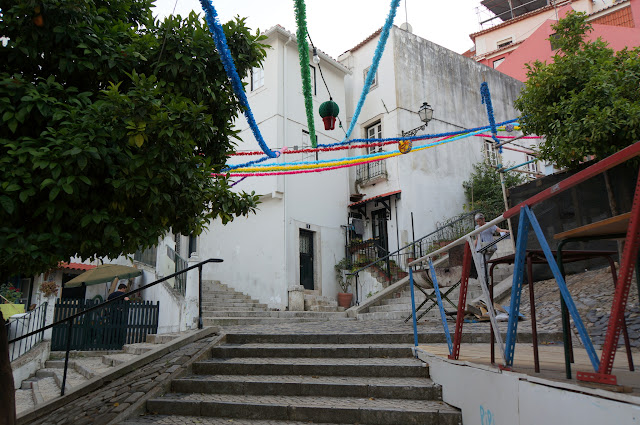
left=7, top=257, right=222, bottom=396
left=348, top=211, right=478, bottom=277
left=6, top=301, right=47, bottom=362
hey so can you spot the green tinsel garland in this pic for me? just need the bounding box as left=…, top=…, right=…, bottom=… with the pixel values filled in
left=293, top=0, right=317, bottom=147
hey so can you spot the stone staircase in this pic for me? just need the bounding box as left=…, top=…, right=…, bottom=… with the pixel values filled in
left=14, top=333, right=181, bottom=416
left=123, top=331, right=462, bottom=424
left=202, top=281, right=352, bottom=326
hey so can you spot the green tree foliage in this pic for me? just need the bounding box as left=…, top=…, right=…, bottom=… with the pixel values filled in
left=463, top=162, right=527, bottom=220
left=514, top=12, right=640, bottom=169
left=0, top=0, right=267, bottom=277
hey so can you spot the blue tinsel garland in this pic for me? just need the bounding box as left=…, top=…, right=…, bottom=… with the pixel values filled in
left=199, top=0, right=278, bottom=158
left=342, top=0, right=401, bottom=140
left=480, top=82, right=501, bottom=153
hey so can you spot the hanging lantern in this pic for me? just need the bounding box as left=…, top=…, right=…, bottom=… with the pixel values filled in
left=319, top=100, right=339, bottom=131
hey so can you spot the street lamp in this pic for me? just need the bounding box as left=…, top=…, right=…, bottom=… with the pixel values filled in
left=402, top=102, right=434, bottom=137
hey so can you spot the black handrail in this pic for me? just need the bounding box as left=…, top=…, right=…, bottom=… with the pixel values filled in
left=348, top=211, right=478, bottom=277
left=7, top=257, right=222, bottom=396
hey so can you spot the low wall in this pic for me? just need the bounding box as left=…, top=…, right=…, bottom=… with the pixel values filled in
left=11, top=341, right=50, bottom=389
left=417, top=349, right=640, bottom=425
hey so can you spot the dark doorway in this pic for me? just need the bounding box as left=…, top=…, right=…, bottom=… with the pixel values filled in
left=299, top=229, right=314, bottom=290
left=371, top=209, right=389, bottom=258
left=61, top=273, right=86, bottom=300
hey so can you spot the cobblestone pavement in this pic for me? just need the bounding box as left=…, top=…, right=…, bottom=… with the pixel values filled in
left=504, top=267, right=640, bottom=349
left=23, top=335, right=218, bottom=425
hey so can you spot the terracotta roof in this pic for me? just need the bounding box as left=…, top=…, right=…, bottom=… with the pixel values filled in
left=469, top=1, right=571, bottom=41
left=342, top=28, right=383, bottom=55
left=589, top=4, right=634, bottom=28
left=348, top=190, right=401, bottom=208
left=58, top=262, right=97, bottom=272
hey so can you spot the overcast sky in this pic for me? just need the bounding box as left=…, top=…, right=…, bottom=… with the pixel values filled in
left=152, top=0, right=485, bottom=57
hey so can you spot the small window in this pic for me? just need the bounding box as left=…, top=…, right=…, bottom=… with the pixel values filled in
left=363, top=66, right=378, bottom=90
left=250, top=67, right=264, bottom=91
left=493, top=58, right=505, bottom=69
left=526, top=154, right=539, bottom=174
left=496, top=37, right=513, bottom=49
left=309, top=65, right=317, bottom=95
left=366, top=121, right=383, bottom=153
left=484, top=140, right=498, bottom=167
left=549, top=33, right=561, bottom=51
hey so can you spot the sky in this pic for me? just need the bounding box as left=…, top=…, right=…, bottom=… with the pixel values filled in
left=152, top=0, right=485, bottom=57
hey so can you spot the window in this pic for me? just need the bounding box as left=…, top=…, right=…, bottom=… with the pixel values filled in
left=526, top=154, right=539, bottom=174
left=366, top=121, right=383, bottom=153
left=309, top=65, right=317, bottom=95
left=493, top=58, right=505, bottom=69
left=302, top=130, right=317, bottom=161
left=250, top=67, right=264, bottom=91
left=484, top=140, right=498, bottom=167
left=550, top=33, right=561, bottom=51
left=363, top=66, right=378, bottom=90
left=496, top=37, right=513, bottom=49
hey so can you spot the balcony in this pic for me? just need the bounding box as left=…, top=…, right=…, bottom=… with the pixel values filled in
left=356, top=160, right=387, bottom=186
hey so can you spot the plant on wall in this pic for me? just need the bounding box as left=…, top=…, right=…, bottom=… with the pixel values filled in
left=40, top=281, right=59, bottom=298
left=334, top=258, right=354, bottom=294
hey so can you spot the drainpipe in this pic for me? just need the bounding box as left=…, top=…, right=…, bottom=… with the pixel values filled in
left=283, top=36, right=293, bottom=297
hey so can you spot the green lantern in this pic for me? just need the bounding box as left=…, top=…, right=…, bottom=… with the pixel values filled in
left=319, top=100, right=340, bottom=130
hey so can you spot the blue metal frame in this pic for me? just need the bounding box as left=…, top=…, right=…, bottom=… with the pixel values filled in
left=429, top=258, right=453, bottom=354
left=504, top=206, right=600, bottom=370
left=409, top=268, right=419, bottom=350
left=504, top=208, right=530, bottom=366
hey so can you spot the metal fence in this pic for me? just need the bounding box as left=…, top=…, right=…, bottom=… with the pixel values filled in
left=134, top=245, right=157, bottom=267
left=348, top=211, right=480, bottom=302
left=51, top=298, right=159, bottom=351
left=167, top=246, right=188, bottom=296
left=6, top=302, right=47, bottom=362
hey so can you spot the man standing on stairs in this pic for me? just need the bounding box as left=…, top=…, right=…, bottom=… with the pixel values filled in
left=474, top=213, right=509, bottom=286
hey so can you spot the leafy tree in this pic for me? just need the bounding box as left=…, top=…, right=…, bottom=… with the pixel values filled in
left=463, top=162, right=527, bottom=220
left=514, top=11, right=640, bottom=169
left=0, top=0, right=267, bottom=277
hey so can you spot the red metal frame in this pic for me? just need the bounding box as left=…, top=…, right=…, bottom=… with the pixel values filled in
left=577, top=169, right=640, bottom=384
left=449, top=241, right=472, bottom=360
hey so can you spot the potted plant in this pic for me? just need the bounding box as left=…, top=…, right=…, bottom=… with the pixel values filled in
left=334, top=258, right=354, bottom=308
left=0, top=283, right=24, bottom=317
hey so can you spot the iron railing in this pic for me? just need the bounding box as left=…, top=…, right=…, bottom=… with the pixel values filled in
left=167, top=246, right=188, bottom=296
left=134, top=245, right=157, bottom=267
left=356, top=160, right=387, bottom=184
left=6, top=258, right=222, bottom=396
left=347, top=211, right=479, bottom=304
left=6, top=302, right=47, bottom=362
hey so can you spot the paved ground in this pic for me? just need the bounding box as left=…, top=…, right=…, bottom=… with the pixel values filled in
left=504, top=266, right=640, bottom=348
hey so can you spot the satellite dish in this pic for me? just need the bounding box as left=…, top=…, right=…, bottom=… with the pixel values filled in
left=400, top=22, right=413, bottom=33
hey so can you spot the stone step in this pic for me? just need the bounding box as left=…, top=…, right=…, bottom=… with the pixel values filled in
left=145, top=394, right=459, bottom=424
left=202, top=293, right=252, bottom=300
left=121, top=416, right=350, bottom=425
left=306, top=305, right=345, bottom=312
left=192, top=357, right=428, bottom=378
left=202, top=317, right=355, bottom=326
left=146, top=334, right=179, bottom=344
left=201, top=311, right=349, bottom=318
left=202, top=300, right=263, bottom=307
left=357, top=311, right=430, bottom=321
left=303, top=294, right=335, bottom=303
left=123, top=343, right=156, bottom=355
left=171, top=374, right=441, bottom=400
left=209, top=343, right=414, bottom=359
left=202, top=306, right=270, bottom=312
left=369, top=304, right=420, bottom=313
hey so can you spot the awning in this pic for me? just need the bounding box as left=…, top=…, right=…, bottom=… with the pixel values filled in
left=63, top=264, right=142, bottom=288
left=348, top=190, right=401, bottom=208
left=58, top=262, right=97, bottom=272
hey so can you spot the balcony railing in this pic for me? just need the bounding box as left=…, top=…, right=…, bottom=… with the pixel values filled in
left=356, top=160, right=387, bottom=184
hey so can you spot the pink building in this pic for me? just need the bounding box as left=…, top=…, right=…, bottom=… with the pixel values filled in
left=465, top=0, right=640, bottom=81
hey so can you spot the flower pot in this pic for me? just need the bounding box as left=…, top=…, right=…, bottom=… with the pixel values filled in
left=337, top=292, right=353, bottom=308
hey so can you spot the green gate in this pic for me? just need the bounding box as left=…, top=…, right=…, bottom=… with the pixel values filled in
left=51, top=298, right=159, bottom=351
